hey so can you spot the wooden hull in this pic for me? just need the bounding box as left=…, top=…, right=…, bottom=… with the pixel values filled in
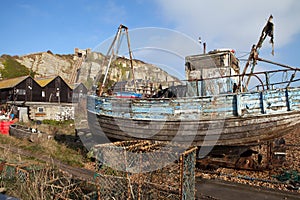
left=88, top=110, right=300, bottom=146
left=87, top=87, right=300, bottom=146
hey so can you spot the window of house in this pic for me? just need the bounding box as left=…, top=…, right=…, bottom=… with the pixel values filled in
left=37, top=107, right=44, bottom=113
left=41, top=91, right=45, bottom=97
left=17, top=89, right=26, bottom=95
left=56, top=88, right=60, bottom=97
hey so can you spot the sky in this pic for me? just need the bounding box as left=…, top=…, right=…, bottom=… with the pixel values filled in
left=1, top=0, right=300, bottom=80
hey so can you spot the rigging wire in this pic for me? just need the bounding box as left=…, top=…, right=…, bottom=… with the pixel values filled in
left=236, top=52, right=250, bottom=59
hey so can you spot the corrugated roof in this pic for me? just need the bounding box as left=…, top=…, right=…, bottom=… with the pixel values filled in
left=0, top=76, right=30, bottom=89
left=35, top=77, right=55, bottom=87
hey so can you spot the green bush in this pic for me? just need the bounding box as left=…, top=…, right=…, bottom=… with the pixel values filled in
left=41, top=119, right=74, bottom=126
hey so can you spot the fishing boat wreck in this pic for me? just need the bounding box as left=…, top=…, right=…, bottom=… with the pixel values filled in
left=87, top=16, right=300, bottom=148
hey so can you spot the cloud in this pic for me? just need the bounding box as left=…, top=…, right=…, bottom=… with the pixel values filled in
left=155, top=0, right=300, bottom=52
left=93, top=0, right=300, bottom=79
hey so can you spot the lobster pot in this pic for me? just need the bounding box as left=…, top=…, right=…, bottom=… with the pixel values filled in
left=93, top=140, right=197, bottom=200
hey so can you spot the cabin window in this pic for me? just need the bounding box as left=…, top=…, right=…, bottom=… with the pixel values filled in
left=37, top=107, right=44, bottom=113
left=42, top=91, right=45, bottom=97
left=185, top=62, right=195, bottom=71
left=185, top=62, right=191, bottom=71
left=17, top=89, right=26, bottom=95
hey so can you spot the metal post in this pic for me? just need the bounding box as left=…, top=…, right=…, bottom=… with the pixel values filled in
left=265, top=72, right=270, bottom=90
left=179, top=154, right=184, bottom=200
left=124, top=27, right=137, bottom=93
left=267, top=141, right=273, bottom=169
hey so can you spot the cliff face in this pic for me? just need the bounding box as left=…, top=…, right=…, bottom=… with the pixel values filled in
left=16, top=52, right=73, bottom=79
left=0, top=50, right=180, bottom=89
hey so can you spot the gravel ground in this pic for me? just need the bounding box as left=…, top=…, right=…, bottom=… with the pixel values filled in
left=196, top=128, right=300, bottom=194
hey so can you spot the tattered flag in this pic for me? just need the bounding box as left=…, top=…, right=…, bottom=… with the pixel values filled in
left=263, top=15, right=275, bottom=55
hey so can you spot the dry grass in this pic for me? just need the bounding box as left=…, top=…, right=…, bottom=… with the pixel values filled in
left=4, top=168, right=53, bottom=200
left=1, top=166, right=96, bottom=200
left=0, top=134, right=93, bottom=199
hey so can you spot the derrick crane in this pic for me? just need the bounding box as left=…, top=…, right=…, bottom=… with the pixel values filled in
left=96, top=24, right=137, bottom=96
left=239, top=15, right=275, bottom=91
left=239, top=15, right=299, bottom=91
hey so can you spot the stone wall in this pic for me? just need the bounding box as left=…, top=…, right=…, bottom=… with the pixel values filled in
left=26, top=102, right=74, bottom=121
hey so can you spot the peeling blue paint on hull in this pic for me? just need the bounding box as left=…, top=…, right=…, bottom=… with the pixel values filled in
left=87, top=87, right=300, bottom=146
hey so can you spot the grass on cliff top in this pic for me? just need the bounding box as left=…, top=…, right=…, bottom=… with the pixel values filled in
left=0, top=55, right=35, bottom=78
